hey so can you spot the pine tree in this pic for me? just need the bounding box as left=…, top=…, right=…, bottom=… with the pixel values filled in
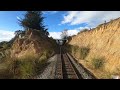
left=19, top=11, right=49, bottom=36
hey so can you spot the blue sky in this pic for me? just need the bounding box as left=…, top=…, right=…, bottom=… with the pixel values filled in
left=0, top=11, right=25, bottom=31
left=43, top=11, right=86, bottom=32
left=0, top=11, right=120, bottom=42
left=0, top=11, right=83, bottom=32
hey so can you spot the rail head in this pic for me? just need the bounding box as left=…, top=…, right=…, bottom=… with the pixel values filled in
left=67, top=53, right=97, bottom=79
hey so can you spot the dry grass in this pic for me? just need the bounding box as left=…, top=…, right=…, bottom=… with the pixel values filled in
left=0, top=28, right=57, bottom=79
left=0, top=49, right=53, bottom=79
left=68, top=17, right=120, bottom=78
left=6, top=55, right=49, bottom=79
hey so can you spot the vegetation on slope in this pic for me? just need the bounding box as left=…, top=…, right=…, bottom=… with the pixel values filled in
left=65, top=44, right=90, bottom=60
left=0, top=11, right=57, bottom=79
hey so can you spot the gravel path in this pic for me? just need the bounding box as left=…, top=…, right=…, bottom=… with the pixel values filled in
left=35, top=54, right=58, bottom=79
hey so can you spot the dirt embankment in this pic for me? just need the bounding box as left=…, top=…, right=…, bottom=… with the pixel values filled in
left=68, top=17, right=120, bottom=78
left=11, top=29, right=57, bottom=58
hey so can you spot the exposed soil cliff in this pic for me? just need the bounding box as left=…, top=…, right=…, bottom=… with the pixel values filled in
left=68, top=17, right=120, bottom=78
left=0, top=28, right=57, bottom=79
left=11, top=29, right=57, bottom=58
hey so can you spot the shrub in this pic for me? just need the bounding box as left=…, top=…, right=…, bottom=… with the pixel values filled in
left=8, top=59, right=35, bottom=79
left=78, top=29, right=89, bottom=34
left=64, top=44, right=72, bottom=53
left=7, top=55, right=48, bottom=79
left=65, top=45, right=90, bottom=60
left=73, top=45, right=79, bottom=52
left=71, top=45, right=79, bottom=55
left=0, top=41, right=11, bottom=50
left=34, top=59, right=48, bottom=75
left=92, top=57, right=105, bottom=69
left=79, top=47, right=90, bottom=59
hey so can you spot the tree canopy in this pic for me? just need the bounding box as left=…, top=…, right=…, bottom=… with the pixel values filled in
left=61, top=29, right=68, bottom=39
left=18, top=11, right=49, bottom=36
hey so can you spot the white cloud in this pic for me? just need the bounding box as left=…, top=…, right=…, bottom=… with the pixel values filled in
left=43, top=11, right=58, bottom=14
left=0, top=30, right=15, bottom=42
left=48, top=26, right=89, bottom=39
left=50, top=11, right=58, bottom=14
left=61, top=11, right=79, bottom=24
left=67, top=30, right=79, bottom=36
left=67, top=26, right=89, bottom=36
left=61, top=11, right=120, bottom=28
left=49, top=32, right=62, bottom=39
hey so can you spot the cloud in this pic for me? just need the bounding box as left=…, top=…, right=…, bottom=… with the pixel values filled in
left=61, top=11, right=120, bottom=28
left=61, top=11, right=79, bottom=24
left=16, top=16, right=21, bottom=20
left=67, top=26, right=89, bottom=36
left=67, top=30, right=79, bottom=36
left=0, top=30, right=15, bottom=42
left=43, top=11, right=58, bottom=14
left=49, top=32, right=62, bottom=39
left=48, top=26, right=88, bottom=39
left=50, top=11, right=58, bottom=14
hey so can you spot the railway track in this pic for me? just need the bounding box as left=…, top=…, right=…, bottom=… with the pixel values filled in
left=62, top=53, right=79, bottom=79
left=55, top=46, right=81, bottom=79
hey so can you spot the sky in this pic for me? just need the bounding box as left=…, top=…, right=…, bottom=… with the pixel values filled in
left=0, top=11, right=120, bottom=42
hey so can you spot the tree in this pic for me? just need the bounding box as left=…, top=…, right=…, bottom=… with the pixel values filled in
left=18, top=11, right=49, bottom=36
left=60, top=29, right=68, bottom=45
left=60, top=29, right=68, bottom=39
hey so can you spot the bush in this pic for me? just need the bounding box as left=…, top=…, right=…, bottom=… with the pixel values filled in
left=78, top=29, right=88, bottom=34
left=7, top=55, right=48, bottom=79
left=92, top=57, right=105, bottom=69
left=0, top=41, right=11, bottom=51
left=72, top=45, right=79, bottom=55
left=64, top=44, right=72, bottom=53
left=8, top=59, right=35, bottom=79
left=73, top=45, right=79, bottom=52
left=79, top=47, right=90, bottom=59
left=34, top=59, right=48, bottom=75
left=65, top=45, right=90, bottom=60
left=41, top=49, right=53, bottom=59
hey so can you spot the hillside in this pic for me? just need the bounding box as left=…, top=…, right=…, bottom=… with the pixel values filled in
left=11, top=29, right=56, bottom=58
left=0, top=28, right=57, bottom=79
left=67, top=17, right=120, bottom=78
